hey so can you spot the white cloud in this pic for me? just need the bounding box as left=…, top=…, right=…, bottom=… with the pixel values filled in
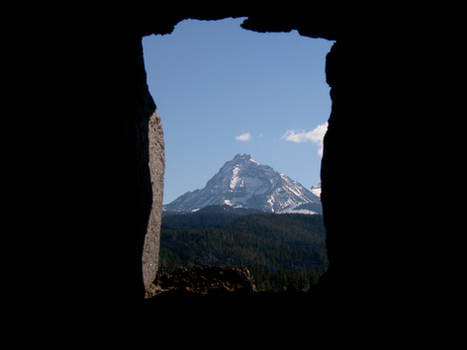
left=235, top=132, right=251, bottom=142
left=281, top=122, right=328, bottom=156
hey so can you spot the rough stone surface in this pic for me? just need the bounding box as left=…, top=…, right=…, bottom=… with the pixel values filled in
left=135, top=36, right=158, bottom=299
left=142, top=110, right=165, bottom=290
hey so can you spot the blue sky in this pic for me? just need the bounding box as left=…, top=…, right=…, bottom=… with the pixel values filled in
left=143, top=18, right=334, bottom=204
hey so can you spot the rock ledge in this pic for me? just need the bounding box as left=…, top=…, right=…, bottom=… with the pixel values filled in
left=146, top=266, right=257, bottom=297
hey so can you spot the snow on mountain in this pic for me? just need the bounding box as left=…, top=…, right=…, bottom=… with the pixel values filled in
left=164, top=154, right=322, bottom=215
left=310, top=183, right=322, bottom=198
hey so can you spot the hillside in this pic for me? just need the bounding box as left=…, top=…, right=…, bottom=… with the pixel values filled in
left=159, top=209, right=328, bottom=292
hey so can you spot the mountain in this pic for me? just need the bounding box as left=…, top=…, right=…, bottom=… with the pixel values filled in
left=310, top=183, right=322, bottom=198
left=164, top=154, right=322, bottom=215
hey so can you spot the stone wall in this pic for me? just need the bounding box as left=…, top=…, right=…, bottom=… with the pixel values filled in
left=136, top=9, right=445, bottom=305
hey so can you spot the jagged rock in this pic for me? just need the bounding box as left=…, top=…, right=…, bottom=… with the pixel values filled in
left=142, top=110, right=165, bottom=291
left=147, top=266, right=257, bottom=297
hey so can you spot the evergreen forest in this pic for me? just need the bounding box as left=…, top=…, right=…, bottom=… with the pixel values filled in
left=159, top=208, right=328, bottom=292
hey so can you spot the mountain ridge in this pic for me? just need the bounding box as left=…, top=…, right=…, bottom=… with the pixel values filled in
left=164, top=154, right=322, bottom=215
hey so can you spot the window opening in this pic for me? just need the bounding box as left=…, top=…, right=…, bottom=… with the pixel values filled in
left=143, top=17, right=334, bottom=293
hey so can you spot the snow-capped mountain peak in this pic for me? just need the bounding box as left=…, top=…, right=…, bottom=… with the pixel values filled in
left=164, top=154, right=322, bottom=215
